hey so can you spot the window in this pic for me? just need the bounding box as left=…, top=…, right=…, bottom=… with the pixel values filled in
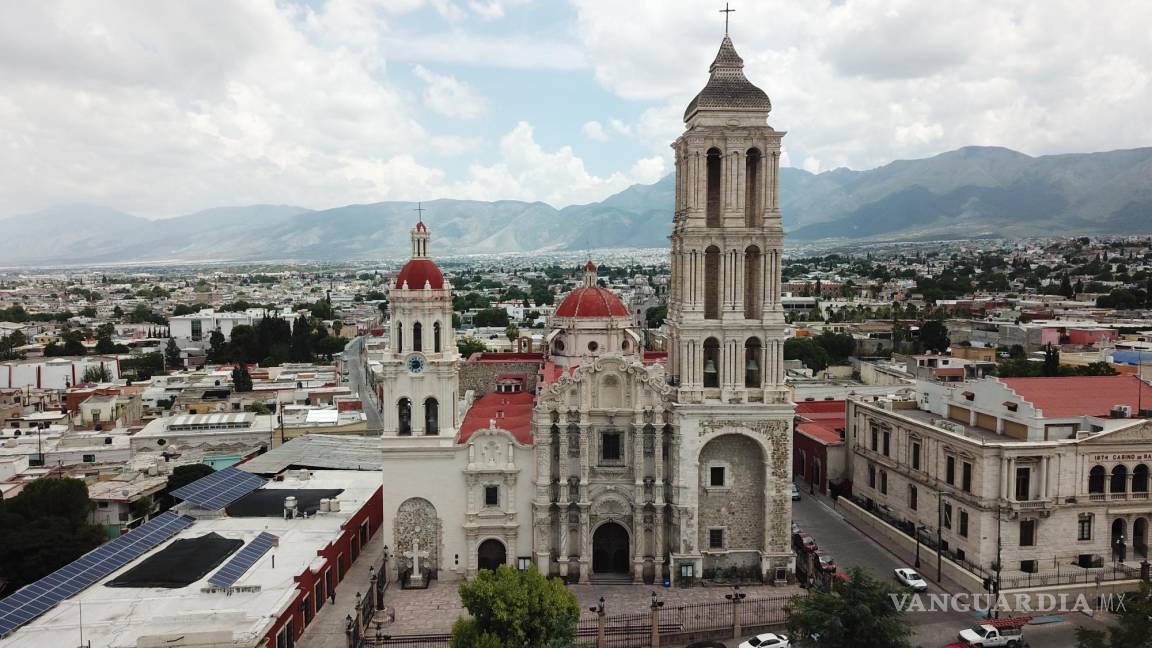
left=962, top=461, right=972, bottom=493
left=397, top=398, right=412, bottom=435
left=909, top=485, right=918, bottom=510
left=959, top=510, right=969, bottom=537
left=943, top=503, right=953, bottom=529
left=82, top=454, right=96, bottom=463
left=706, top=148, right=721, bottom=228
left=433, top=322, right=442, bottom=353
left=744, top=247, right=762, bottom=319
left=484, top=485, right=499, bottom=507
left=1015, top=466, right=1031, bottom=500
left=745, top=148, right=763, bottom=228
left=882, top=431, right=891, bottom=457
left=704, top=246, right=720, bottom=319
left=1020, top=520, right=1036, bottom=547
left=946, top=456, right=956, bottom=485
left=396, top=322, right=403, bottom=354
left=588, top=341, right=599, bottom=352
left=1020, top=559, right=1037, bottom=573
left=709, top=528, right=724, bottom=549
left=303, top=594, right=314, bottom=625
left=424, top=397, right=438, bottom=435
left=880, top=470, right=888, bottom=495
left=413, top=322, right=423, bottom=352
left=912, top=442, right=921, bottom=470
left=710, top=466, right=726, bottom=487
left=190, top=320, right=203, bottom=341
left=868, top=463, right=876, bottom=489
left=314, top=581, right=325, bottom=611
left=871, top=427, right=879, bottom=451
left=744, top=337, right=762, bottom=387
left=1078, top=513, right=1093, bottom=541
left=601, top=432, right=622, bottom=463
left=1088, top=465, right=1106, bottom=493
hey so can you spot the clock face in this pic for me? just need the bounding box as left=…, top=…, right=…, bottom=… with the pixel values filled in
left=406, top=354, right=426, bottom=374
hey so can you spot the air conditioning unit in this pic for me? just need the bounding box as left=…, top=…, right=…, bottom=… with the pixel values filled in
left=1111, top=405, right=1133, bottom=419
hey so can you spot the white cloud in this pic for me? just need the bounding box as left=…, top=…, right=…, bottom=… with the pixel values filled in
left=413, top=64, right=487, bottom=119
left=582, top=120, right=609, bottom=141
left=571, top=0, right=1152, bottom=173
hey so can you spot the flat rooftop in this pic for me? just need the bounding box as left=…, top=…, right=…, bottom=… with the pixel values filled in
left=0, top=470, right=381, bottom=648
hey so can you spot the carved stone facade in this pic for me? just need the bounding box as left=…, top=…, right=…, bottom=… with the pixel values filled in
left=393, top=497, right=441, bottom=575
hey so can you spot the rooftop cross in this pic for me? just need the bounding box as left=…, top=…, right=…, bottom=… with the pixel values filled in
left=719, top=3, right=735, bottom=35
left=414, top=201, right=425, bottom=224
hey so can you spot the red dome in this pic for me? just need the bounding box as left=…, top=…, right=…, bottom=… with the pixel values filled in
left=584, top=261, right=597, bottom=271
left=554, top=287, right=630, bottom=318
left=395, top=258, right=445, bottom=290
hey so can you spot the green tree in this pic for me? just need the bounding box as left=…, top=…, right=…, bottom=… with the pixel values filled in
left=164, top=337, right=182, bottom=369
left=158, top=464, right=215, bottom=511
left=784, top=337, right=832, bottom=373
left=457, top=337, right=487, bottom=358
left=82, top=365, right=111, bottom=383
left=505, top=324, right=520, bottom=343
left=232, top=364, right=254, bottom=392
left=645, top=304, right=667, bottom=329
left=1075, top=582, right=1152, bottom=648
left=290, top=314, right=314, bottom=362
left=918, top=320, right=951, bottom=353
left=0, top=478, right=106, bottom=593
left=1042, top=343, right=1060, bottom=377
left=814, top=331, right=856, bottom=364
left=785, top=567, right=914, bottom=648
left=473, top=308, right=510, bottom=328
left=450, top=565, right=579, bottom=648
left=207, top=328, right=227, bottom=362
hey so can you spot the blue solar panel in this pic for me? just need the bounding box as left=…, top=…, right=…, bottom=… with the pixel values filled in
left=0, top=511, right=194, bottom=638
left=208, top=532, right=278, bottom=588
left=170, top=466, right=266, bottom=510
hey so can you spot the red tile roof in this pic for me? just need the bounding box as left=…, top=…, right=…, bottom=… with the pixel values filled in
left=795, top=399, right=846, bottom=446
left=467, top=352, right=545, bottom=364
left=935, top=367, right=965, bottom=377
left=458, top=391, right=535, bottom=445
left=554, top=287, right=630, bottom=318
left=394, top=258, right=444, bottom=290
left=643, top=351, right=668, bottom=363
left=999, top=376, right=1151, bottom=418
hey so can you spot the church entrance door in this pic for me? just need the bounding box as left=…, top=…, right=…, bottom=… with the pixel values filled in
left=592, top=523, right=630, bottom=574
left=477, top=539, right=506, bottom=572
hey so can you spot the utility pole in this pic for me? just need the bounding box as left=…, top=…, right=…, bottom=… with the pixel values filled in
left=937, top=491, right=945, bottom=583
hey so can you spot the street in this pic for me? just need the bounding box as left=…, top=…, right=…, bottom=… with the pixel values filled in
left=344, top=336, right=383, bottom=432
left=790, top=488, right=1107, bottom=648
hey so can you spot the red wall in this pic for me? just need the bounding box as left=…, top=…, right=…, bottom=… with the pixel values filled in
left=793, top=431, right=830, bottom=495
left=262, top=485, right=384, bottom=647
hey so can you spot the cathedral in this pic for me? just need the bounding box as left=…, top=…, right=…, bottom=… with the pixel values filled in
left=379, top=33, right=795, bottom=585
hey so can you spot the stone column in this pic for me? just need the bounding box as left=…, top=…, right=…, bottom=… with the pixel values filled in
left=579, top=508, right=591, bottom=583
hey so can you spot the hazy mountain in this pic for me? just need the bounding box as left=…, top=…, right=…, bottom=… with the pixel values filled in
left=3, top=146, right=1151, bottom=266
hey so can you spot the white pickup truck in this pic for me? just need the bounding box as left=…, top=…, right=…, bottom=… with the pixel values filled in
left=956, top=623, right=1026, bottom=647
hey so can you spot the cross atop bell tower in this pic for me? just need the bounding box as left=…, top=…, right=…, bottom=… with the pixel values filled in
left=719, top=3, right=734, bottom=35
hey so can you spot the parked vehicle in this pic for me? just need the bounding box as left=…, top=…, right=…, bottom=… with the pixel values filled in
left=791, top=484, right=801, bottom=501
left=894, top=567, right=928, bottom=591
left=738, top=632, right=790, bottom=648
left=792, top=531, right=817, bottom=553
left=791, top=521, right=801, bottom=535
left=814, top=551, right=836, bottom=573
left=956, top=616, right=1031, bottom=647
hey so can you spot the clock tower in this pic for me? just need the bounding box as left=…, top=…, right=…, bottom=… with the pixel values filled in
left=378, top=220, right=461, bottom=437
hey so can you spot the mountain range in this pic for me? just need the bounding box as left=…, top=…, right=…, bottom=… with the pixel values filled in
left=3, top=146, right=1151, bottom=266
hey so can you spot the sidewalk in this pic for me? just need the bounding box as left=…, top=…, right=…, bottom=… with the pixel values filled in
left=297, top=537, right=388, bottom=648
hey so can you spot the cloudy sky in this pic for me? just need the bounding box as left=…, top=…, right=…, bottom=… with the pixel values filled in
left=2, top=0, right=1150, bottom=219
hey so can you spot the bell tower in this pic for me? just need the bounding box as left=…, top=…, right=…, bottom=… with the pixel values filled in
left=666, top=31, right=796, bottom=582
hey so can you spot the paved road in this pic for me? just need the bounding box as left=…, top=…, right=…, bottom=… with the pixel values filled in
left=344, top=336, right=382, bottom=432
left=791, top=488, right=1106, bottom=648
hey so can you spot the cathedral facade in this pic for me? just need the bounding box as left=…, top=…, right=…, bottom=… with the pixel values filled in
left=379, top=33, right=794, bottom=585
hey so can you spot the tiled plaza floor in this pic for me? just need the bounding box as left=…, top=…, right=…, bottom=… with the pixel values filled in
left=376, top=579, right=804, bottom=636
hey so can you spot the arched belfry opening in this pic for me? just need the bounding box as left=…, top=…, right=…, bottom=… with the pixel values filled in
left=745, top=148, right=762, bottom=227
left=744, top=245, right=762, bottom=319
left=704, top=245, right=720, bottom=320
left=706, top=148, right=722, bottom=228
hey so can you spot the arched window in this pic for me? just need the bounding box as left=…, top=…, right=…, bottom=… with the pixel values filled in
left=413, top=322, right=423, bottom=352
left=398, top=398, right=412, bottom=436
left=1088, top=465, right=1106, bottom=493
left=433, top=322, right=441, bottom=353
left=744, top=245, right=762, bottom=319
left=745, top=148, right=762, bottom=228
left=395, top=322, right=403, bottom=353
left=703, top=337, right=720, bottom=388
left=706, top=147, right=722, bottom=228
left=1111, top=465, right=1129, bottom=493
left=424, top=397, right=438, bottom=435
left=744, top=337, right=762, bottom=388
left=1134, top=465, right=1149, bottom=493
left=704, top=245, right=720, bottom=320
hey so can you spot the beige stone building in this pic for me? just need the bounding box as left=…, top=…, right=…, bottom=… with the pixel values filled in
left=848, top=375, right=1152, bottom=581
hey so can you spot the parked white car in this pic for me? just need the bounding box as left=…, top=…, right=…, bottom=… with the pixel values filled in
left=894, top=568, right=928, bottom=591
left=738, top=633, right=790, bottom=648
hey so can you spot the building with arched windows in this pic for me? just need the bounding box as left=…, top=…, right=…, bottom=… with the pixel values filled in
left=381, top=33, right=796, bottom=585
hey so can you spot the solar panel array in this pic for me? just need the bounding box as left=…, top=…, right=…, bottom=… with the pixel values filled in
left=170, top=466, right=266, bottom=510
left=208, top=532, right=278, bottom=588
left=0, top=511, right=195, bottom=638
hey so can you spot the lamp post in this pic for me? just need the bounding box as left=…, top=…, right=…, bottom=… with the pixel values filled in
left=649, top=591, right=664, bottom=648
left=588, top=597, right=606, bottom=648
left=725, top=585, right=746, bottom=640
left=914, top=524, right=926, bottom=568
left=937, top=491, right=946, bottom=583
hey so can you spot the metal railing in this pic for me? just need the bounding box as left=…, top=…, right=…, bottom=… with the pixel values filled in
left=999, top=563, right=1142, bottom=590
